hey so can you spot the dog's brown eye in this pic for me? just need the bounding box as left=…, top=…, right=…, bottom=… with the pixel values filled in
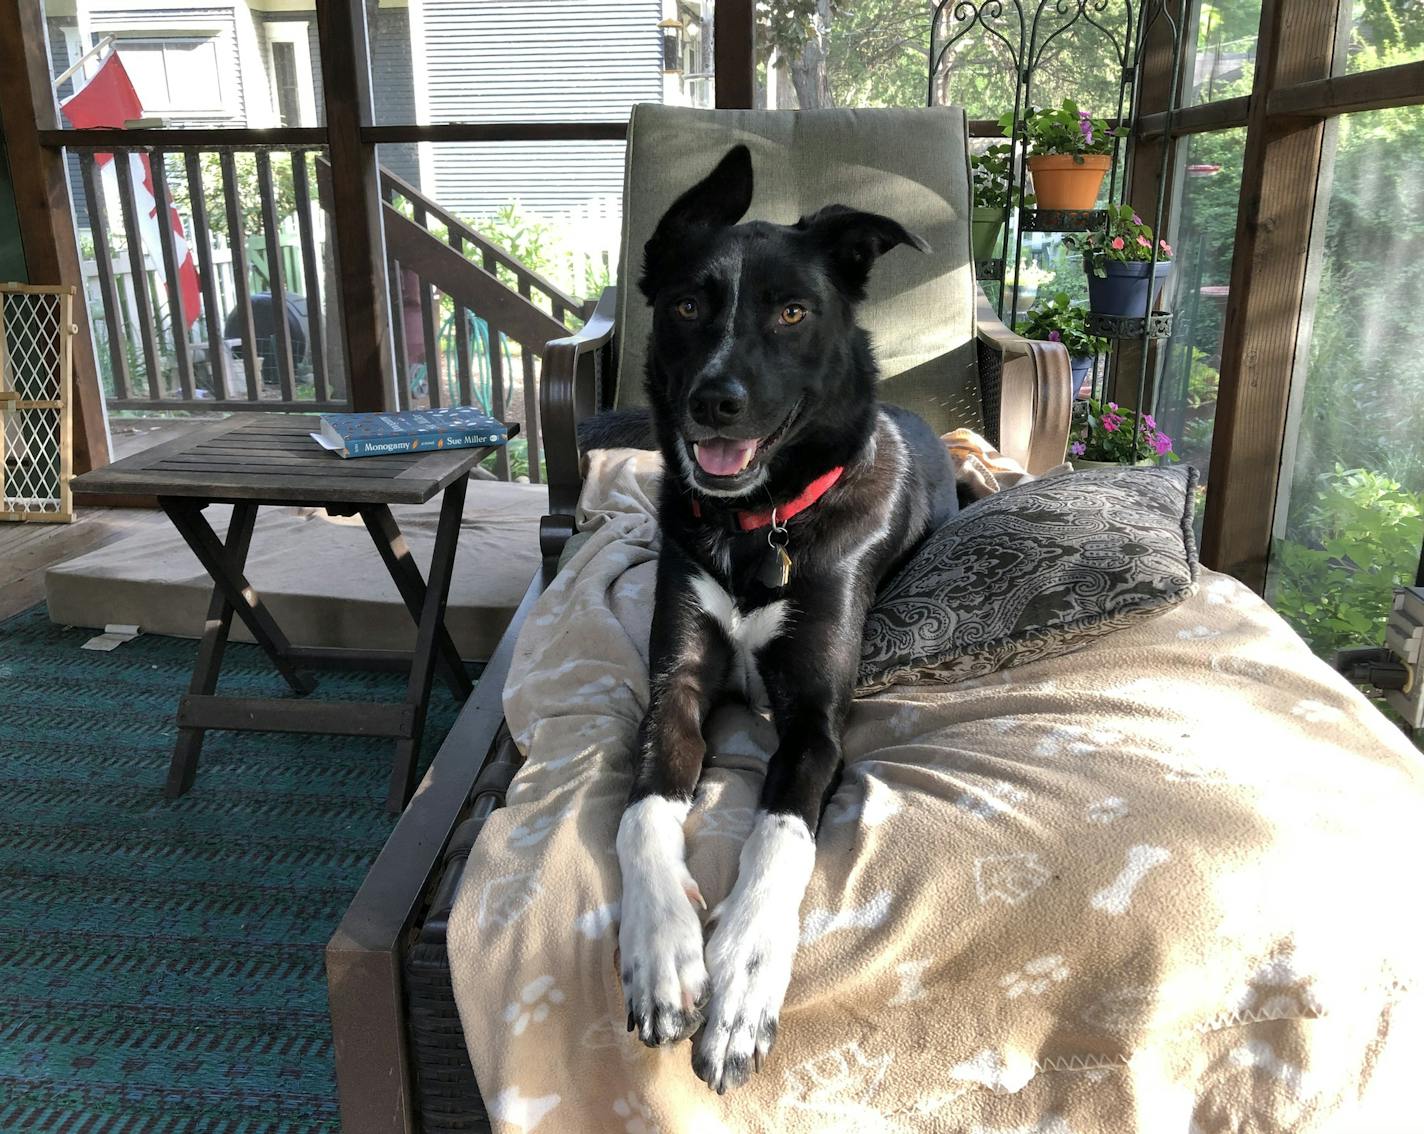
left=674, top=298, right=699, bottom=320
left=780, top=304, right=808, bottom=326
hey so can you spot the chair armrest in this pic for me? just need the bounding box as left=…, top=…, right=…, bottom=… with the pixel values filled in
left=975, top=290, right=1072, bottom=475
left=541, top=286, right=617, bottom=532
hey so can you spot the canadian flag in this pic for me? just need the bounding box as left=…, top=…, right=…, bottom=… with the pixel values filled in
left=60, top=51, right=201, bottom=331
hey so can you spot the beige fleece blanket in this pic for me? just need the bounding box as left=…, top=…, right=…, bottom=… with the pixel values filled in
left=449, top=449, right=1424, bottom=1133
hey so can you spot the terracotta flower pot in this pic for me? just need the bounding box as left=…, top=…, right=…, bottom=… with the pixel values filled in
left=971, top=206, right=1005, bottom=261
left=1027, top=154, right=1111, bottom=211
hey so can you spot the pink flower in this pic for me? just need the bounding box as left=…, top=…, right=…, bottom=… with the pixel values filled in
left=1137, top=234, right=1151, bottom=247
left=1048, top=329, right=1062, bottom=342
left=1107, top=402, right=1118, bottom=410
left=1143, top=413, right=1157, bottom=429
left=1070, top=441, right=1086, bottom=457
left=1153, top=432, right=1173, bottom=456
left=1111, top=236, right=1125, bottom=251
left=1102, top=414, right=1122, bottom=432
left=1159, top=239, right=1173, bottom=256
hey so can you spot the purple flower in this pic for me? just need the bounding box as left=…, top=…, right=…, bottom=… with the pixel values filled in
left=1143, top=413, right=1157, bottom=430
left=1070, top=441, right=1086, bottom=457
left=1048, top=329, right=1062, bottom=342
left=1078, top=112, right=1094, bottom=146
left=1153, top=432, right=1173, bottom=456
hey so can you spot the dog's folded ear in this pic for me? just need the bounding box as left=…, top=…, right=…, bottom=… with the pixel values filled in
left=640, top=145, right=754, bottom=301
left=799, top=205, right=930, bottom=301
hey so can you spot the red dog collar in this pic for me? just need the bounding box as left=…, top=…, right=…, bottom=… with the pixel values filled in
left=692, top=466, right=845, bottom=532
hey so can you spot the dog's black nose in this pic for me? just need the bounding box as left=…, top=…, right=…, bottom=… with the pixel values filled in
left=690, top=379, right=747, bottom=429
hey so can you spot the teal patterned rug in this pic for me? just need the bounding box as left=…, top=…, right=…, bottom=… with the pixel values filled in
left=0, top=606, right=471, bottom=1134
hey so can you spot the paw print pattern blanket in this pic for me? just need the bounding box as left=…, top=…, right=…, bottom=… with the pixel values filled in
left=448, top=448, right=1424, bottom=1134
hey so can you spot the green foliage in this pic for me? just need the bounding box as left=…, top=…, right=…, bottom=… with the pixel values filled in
left=1270, top=467, right=1424, bottom=655
left=1071, top=397, right=1176, bottom=463
left=1182, top=415, right=1215, bottom=451
left=1041, top=241, right=1090, bottom=309
left=479, top=436, right=545, bottom=482
left=471, top=202, right=555, bottom=276
left=165, top=151, right=297, bottom=247
left=970, top=143, right=1015, bottom=210
left=930, top=8, right=1124, bottom=119
left=1349, top=0, right=1424, bottom=71
left=1186, top=348, right=1221, bottom=410
left=1066, top=204, right=1173, bottom=276
left=1299, top=100, right=1424, bottom=491
left=1275, top=39, right=1424, bottom=651
left=1016, top=292, right=1106, bottom=358
left=1009, top=99, right=1122, bottom=157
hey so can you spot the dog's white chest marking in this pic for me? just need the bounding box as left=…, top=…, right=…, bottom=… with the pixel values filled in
left=689, top=570, right=787, bottom=706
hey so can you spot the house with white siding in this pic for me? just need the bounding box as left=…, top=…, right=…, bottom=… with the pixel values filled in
left=45, top=0, right=713, bottom=221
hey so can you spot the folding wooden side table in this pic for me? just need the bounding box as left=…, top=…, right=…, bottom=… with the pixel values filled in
left=71, top=413, right=516, bottom=812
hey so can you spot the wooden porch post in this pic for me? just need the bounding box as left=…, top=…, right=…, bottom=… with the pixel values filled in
left=0, top=0, right=110, bottom=473
left=715, top=0, right=755, bottom=109
left=316, top=0, right=396, bottom=412
left=1199, top=0, right=1351, bottom=590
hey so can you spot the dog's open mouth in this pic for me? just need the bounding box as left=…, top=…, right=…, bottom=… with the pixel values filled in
left=687, top=401, right=801, bottom=480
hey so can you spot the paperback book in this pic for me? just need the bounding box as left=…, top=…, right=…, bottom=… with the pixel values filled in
left=311, top=406, right=508, bottom=458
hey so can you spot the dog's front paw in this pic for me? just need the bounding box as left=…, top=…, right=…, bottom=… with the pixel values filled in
left=618, top=877, right=709, bottom=1048
left=692, top=904, right=796, bottom=1093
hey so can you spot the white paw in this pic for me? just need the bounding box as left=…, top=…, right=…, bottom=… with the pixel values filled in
left=691, top=813, right=814, bottom=1093
left=693, top=909, right=793, bottom=1092
left=616, top=797, right=709, bottom=1047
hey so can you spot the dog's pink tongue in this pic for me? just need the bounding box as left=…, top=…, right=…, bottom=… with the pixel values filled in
left=694, top=437, right=757, bottom=477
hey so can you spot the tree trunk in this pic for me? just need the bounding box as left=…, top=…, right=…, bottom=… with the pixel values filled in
left=790, top=0, right=834, bottom=109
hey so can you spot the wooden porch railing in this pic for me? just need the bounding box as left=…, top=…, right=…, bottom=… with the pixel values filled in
left=77, top=141, right=591, bottom=484
left=80, top=145, right=343, bottom=414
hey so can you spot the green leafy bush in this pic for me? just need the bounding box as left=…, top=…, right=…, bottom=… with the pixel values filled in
left=970, top=143, right=1017, bottom=210
left=1017, top=292, right=1106, bottom=358
left=472, top=203, right=555, bottom=282
left=1270, top=466, right=1424, bottom=656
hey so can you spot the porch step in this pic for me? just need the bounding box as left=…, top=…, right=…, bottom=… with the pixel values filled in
left=43, top=482, right=545, bottom=661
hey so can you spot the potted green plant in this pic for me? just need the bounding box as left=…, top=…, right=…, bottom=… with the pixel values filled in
left=1069, top=397, right=1176, bottom=468
left=1005, top=99, right=1120, bottom=211
left=1067, top=205, right=1174, bottom=317
left=970, top=143, right=1017, bottom=261
left=1017, top=292, right=1107, bottom=398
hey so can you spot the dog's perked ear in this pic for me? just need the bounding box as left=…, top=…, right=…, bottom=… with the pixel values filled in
left=640, top=144, right=755, bottom=301
left=798, top=204, right=931, bottom=301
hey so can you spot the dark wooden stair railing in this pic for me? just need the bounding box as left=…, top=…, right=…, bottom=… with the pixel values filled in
left=315, top=156, right=580, bottom=483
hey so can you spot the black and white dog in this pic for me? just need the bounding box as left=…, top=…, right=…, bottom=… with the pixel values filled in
left=615, top=145, right=956, bottom=1093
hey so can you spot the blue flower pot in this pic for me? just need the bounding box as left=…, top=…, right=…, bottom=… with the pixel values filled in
left=1086, top=259, right=1173, bottom=318
left=1069, top=355, right=1093, bottom=399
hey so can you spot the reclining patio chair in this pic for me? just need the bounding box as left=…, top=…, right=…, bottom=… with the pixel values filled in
left=328, top=106, right=1424, bottom=1134
left=537, top=105, right=1073, bottom=554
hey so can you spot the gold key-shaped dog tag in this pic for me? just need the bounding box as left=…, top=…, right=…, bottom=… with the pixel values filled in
left=758, top=543, right=793, bottom=589
left=759, top=514, right=792, bottom=588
